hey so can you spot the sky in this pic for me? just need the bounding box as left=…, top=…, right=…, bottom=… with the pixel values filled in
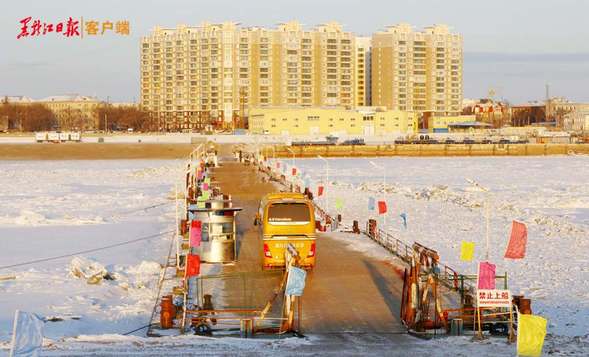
left=1, top=0, right=588, bottom=104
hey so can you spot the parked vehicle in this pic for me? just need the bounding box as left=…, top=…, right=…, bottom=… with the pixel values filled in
left=255, top=192, right=317, bottom=269
left=340, top=138, right=365, bottom=145
left=463, top=137, right=476, bottom=144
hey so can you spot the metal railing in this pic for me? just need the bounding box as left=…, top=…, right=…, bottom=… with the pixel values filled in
left=251, top=153, right=508, bottom=301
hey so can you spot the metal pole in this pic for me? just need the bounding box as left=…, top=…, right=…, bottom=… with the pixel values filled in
left=466, top=178, right=490, bottom=261
left=175, top=182, right=180, bottom=269
left=317, top=155, right=329, bottom=214
left=370, top=161, right=386, bottom=231
left=485, top=194, right=490, bottom=261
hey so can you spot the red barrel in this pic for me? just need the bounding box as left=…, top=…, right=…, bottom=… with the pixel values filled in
left=160, top=296, right=175, bottom=329
left=519, top=298, right=532, bottom=314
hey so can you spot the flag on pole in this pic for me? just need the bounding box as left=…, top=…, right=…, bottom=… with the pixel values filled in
left=517, top=314, right=547, bottom=357
left=400, top=213, right=408, bottom=229
left=317, top=185, right=324, bottom=197
left=460, top=241, right=475, bottom=261
left=276, top=161, right=280, bottom=169
left=285, top=266, right=307, bottom=296
left=335, top=198, right=344, bottom=210
left=477, top=261, right=496, bottom=289
left=197, top=196, right=206, bottom=208
left=189, top=220, right=202, bottom=247
left=9, top=310, right=45, bottom=357
left=378, top=201, right=387, bottom=215
left=368, top=197, right=376, bottom=211
left=505, top=220, right=528, bottom=259
left=186, top=254, right=201, bottom=277
left=292, top=167, right=297, bottom=176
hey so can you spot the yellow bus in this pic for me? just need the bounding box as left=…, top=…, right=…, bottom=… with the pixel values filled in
left=255, top=192, right=317, bottom=269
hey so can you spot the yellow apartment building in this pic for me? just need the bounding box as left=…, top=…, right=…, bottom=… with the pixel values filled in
left=372, top=24, right=463, bottom=117
left=355, top=37, right=371, bottom=107
left=141, top=21, right=360, bottom=131
left=249, top=107, right=417, bottom=136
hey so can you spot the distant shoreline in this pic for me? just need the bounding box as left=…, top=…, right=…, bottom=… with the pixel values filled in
left=0, top=143, right=197, bottom=160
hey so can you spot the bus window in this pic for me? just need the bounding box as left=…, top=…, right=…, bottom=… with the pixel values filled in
left=268, top=203, right=311, bottom=225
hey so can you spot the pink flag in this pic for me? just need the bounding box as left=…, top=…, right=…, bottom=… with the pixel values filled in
left=477, top=261, right=496, bottom=289
left=504, top=220, right=527, bottom=259
left=189, top=220, right=202, bottom=247
left=202, top=183, right=209, bottom=191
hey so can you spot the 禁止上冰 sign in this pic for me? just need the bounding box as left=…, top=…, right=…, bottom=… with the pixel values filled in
left=476, top=289, right=512, bottom=308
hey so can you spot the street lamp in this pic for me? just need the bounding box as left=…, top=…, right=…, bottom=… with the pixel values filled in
left=369, top=160, right=387, bottom=229
left=317, top=155, right=329, bottom=214
left=466, top=178, right=491, bottom=261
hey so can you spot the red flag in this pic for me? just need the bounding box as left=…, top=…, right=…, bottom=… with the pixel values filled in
left=378, top=201, right=387, bottom=214
left=189, top=220, right=202, bottom=247
left=318, top=185, right=324, bottom=196
left=276, top=162, right=280, bottom=168
left=477, top=261, right=496, bottom=289
left=186, top=254, right=200, bottom=277
left=504, top=220, right=527, bottom=259
left=292, top=167, right=297, bottom=176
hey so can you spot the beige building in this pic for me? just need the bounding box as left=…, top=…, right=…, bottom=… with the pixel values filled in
left=249, top=106, right=417, bottom=136
left=427, top=114, right=476, bottom=132
left=355, top=37, right=371, bottom=107
left=37, top=95, right=101, bottom=130
left=140, top=21, right=361, bottom=131
left=371, top=24, right=463, bottom=117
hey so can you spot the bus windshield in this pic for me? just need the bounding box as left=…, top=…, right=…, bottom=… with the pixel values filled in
left=267, top=202, right=311, bottom=225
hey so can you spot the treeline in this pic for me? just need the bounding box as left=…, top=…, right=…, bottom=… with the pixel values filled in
left=0, top=104, right=57, bottom=131
left=94, top=107, right=154, bottom=131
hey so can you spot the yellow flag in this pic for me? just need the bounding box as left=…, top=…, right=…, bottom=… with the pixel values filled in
left=517, top=314, right=547, bottom=357
left=460, top=241, right=475, bottom=261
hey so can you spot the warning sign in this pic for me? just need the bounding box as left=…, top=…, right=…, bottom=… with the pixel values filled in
left=477, top=289, right=512, bottom=308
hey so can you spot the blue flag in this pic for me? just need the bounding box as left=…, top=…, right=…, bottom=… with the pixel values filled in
left=400, top=213, right=408, bottom=229
left=368, top=197, right=376, bottom=211
left=285, top=267, right=307, bottom=296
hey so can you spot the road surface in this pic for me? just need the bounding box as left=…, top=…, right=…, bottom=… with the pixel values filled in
left=211, top=157, right=406, bottom=334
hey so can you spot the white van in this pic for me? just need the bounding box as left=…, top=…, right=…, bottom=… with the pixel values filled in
left=35, top=132, right=48, bottom=142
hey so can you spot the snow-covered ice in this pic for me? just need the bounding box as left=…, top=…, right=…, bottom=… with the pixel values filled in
left=282, top=155, right=589, bottom=338
left=1, top=157, right=587, bottom=356
left=0, top=160, right=183, bottom=344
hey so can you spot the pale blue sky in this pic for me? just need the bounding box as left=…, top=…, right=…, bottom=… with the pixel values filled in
left=1, top=0, right=588, bottom=103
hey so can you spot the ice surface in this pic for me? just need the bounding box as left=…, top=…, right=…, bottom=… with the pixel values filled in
left=0, top=160, right=182, bottom=343
left=281, top=156, right=589, bottom=337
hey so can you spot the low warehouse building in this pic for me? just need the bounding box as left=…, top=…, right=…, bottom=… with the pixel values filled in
left=249, top=107, right=418, bottom=136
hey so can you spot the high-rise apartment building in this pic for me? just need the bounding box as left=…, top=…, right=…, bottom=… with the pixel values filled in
left=371, top=24, right=463, bottom=118
left=355, top=37, right=371, bottom=107
left=140, top=21, right=358, bottom=131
